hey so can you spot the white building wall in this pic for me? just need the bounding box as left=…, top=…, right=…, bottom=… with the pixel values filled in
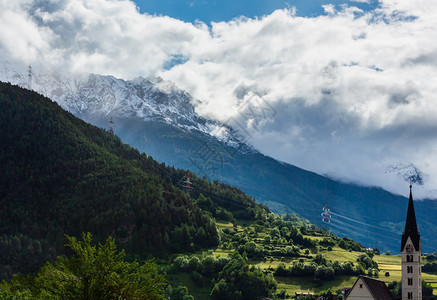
left=346, top=277, right=374, bottom=299
left=402, top=236, right=422, bottom=300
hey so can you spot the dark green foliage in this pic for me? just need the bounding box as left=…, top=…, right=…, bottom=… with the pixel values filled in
left=171, top=252, right=230, bottom=277
left=0, top=82, right=222, bottom=277
left=314, top=265, right=335, bottom=280
left=171, top=251, right=276, bottom=299
left=210, top=253, right=276, bottom=300
left=319, top=238, right=336, bottom=247
left=423, top=280, right=434, bottom=297
left=338, top=237, right=365, bottom=252
left=0, top=233, right=167, bottom=299
left=274, top=259, right=357, bottom=280
left=165, top=285, right=194, bottom=300
left=313, top=254, right=327, bottom=266
left=186, top=178, right=268, bottom=221
left=423, top=261, right=437, bottom=273
left=195, top=194, right=234, bottom=222
left=357, top=253, right=378, bottom=269
left=426, top=254, right=436, bottom=262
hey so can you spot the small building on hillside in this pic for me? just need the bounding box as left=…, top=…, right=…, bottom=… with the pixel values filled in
left=345, top=275, right=394, bottom=300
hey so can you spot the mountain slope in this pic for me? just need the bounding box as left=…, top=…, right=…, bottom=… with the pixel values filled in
left=1, top=82, right=257, bottom=278
left=123, top=121, right=437, bottom=253
left=2, top=69, right=437, bottom=253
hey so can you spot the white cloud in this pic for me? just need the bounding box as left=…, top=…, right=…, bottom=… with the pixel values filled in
left=0, top=0, right=209, bottom=77
left=1, top=0, right=437, bottom=198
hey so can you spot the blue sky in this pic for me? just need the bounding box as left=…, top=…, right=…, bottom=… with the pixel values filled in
left=133, top=0, right=379, bottom=23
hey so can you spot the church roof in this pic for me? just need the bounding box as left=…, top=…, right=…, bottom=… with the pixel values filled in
left=346, top=276, right=394, bottom=300
left=401, top=186, right=420, bottom=252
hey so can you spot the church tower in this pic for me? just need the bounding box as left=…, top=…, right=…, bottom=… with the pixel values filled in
left=401, top=185, right=422, bottom=300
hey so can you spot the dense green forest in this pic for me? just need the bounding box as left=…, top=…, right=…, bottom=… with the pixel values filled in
left=0, top=82, right=266, bottom=279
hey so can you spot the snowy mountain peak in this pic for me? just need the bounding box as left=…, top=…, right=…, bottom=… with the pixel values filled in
left=0, top=62, right=250, bottom=151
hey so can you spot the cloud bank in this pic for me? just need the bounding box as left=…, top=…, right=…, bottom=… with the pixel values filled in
left=1, top=0, right=437, bottom=198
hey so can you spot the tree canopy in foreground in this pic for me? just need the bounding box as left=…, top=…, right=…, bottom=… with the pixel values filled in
left=0, top=233, right=167, bottom=300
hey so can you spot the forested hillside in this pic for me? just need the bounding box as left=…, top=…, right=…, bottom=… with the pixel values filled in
left=0, top=82, right=266, bottom=279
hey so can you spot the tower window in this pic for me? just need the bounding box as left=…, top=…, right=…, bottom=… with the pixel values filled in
left=408, top=278, right=413, bottom=285
left=408, top=292, right=413, bottom=299
left=407, top=266, right=413, bottom=273
left=407, top=255, right=414, bottom=262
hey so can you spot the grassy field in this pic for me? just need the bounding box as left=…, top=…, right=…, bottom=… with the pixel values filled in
left=374, top=255, right=403, bottom=282
left=180, top=221, right=437, bottom=298
left=323, top=246, right=360, bottom=262
left=374, top=255, right=437, bottom=295
left=276, top=276, right=357, bottom=296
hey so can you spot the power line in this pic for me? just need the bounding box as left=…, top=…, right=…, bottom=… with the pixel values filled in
left=328, top=221, right=399, bottom=248
left=331, top=218, right=399, bottom=242
left=330, top=211, right=394, bottom=233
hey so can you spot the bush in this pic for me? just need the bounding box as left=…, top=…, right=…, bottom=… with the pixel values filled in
left=167, top=285, right=194, bottom=300
left=423, top=262, right=437, bottom=273
left=314, top=265, right=335, bottom=280
left=174, top=255, right=189, bottom=271
left=211, top=253, right=277, bottom=300
left=274, top=264, right=288, bottom=276
left=188, top=256, right=201, bottom=271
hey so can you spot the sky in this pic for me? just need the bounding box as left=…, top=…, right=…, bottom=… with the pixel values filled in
left=133, top=0, right=378, bottom=22
left=1, top=0, right=437, bottom=198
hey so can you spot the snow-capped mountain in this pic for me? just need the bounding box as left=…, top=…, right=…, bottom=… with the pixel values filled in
left=0, top=62, right=247, bottom=150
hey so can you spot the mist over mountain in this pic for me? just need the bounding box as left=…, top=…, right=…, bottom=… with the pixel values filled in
left=2, top=65, right=436, bottom=253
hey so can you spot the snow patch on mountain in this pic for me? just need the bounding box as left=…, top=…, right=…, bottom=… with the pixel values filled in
left=0, top=60, right=251, bottom=151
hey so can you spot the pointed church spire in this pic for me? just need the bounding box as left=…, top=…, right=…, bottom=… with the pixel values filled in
left=401, top=184, right=420, bottom=251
